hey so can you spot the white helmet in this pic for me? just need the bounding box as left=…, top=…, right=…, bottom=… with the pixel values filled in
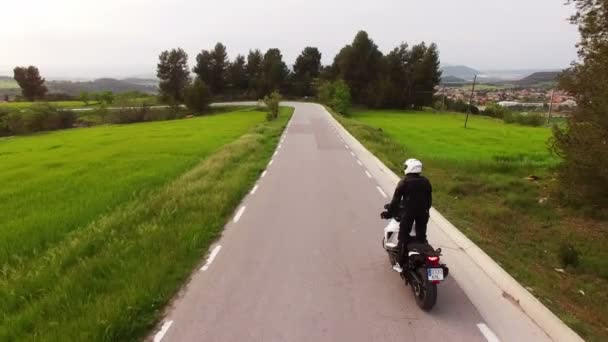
left=403, top=158, right=422, bottom=174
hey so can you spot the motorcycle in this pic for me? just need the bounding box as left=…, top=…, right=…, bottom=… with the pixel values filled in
left=381, top=204, right=449, bottom=311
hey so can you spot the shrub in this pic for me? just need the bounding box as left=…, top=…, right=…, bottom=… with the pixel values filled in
left=504, top=112, right=544, bottom=126
left=317, top=79, right=351, bottom=115
left=1, top=104, right=75, bottom=135
left=558, top=243, right=580, bottom=268
left=184, top=79, right=211, bottom=112
left=330, top=80, right=351, bottom=115
left=263, top=91, right=281, bottom=121
left=483, top=102, right=510, bottom=119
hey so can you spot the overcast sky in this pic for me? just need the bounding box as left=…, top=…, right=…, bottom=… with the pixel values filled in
left=1, top=0, right=580, bottom=79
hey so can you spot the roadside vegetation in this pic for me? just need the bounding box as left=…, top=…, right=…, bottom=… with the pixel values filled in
left=0, top=106, right=293, bottom=340
left=334, top=109, right=607, bottom=340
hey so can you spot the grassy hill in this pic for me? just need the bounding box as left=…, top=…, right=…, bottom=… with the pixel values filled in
left=441, top=65, right=480, bottom=80
left=516, top=71, right=561, bottom=87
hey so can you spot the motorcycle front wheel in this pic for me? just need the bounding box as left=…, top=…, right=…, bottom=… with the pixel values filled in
left=412, top=269, right=437, bottom=311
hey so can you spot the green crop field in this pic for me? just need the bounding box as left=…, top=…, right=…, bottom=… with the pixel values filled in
left=0, top=97, right=158, bottom=110
left=337, top=109, right=607, bottom=341
left=0, top=106, right=292, bottom=340
left=0, top=79, right=18, bottom=89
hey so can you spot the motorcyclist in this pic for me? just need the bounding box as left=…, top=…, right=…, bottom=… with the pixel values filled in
left=381, top=158, right=432, bottom=273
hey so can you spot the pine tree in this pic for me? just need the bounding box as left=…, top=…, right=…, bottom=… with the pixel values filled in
left=156, top=48, right=190, bottom=103
left=552, top=0, right=608, bottom=206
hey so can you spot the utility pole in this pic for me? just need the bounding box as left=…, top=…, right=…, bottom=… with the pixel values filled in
left=547, top=89, right=555, bottom=125
left=464, top=75, right=477, bottom=128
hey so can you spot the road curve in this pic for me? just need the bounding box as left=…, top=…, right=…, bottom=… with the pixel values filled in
left=155, top=103, right=499, bottom=341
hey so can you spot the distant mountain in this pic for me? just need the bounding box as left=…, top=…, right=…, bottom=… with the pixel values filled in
left=440, top=65, right=480, bottom=81
left=440, top=75, right=467, bottom=84
left=47, top=78, right=158, bottom=95
left=515, top=71, right=561, bottom=86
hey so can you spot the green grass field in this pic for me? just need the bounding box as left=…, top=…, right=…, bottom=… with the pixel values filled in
left=337, top=109, right=607, bottom=341
left=0, top=107, right=292, bottom=340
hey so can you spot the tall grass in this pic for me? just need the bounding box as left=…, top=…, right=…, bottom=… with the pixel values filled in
left=336, top=109, right=607, bottom=341
left=0, top=107, right=292, bottom=340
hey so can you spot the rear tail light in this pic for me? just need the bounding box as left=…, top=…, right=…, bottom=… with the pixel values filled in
left=427, top=256, right=440, bottom=266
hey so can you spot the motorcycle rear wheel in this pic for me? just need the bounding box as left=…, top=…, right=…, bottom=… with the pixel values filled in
left=412, top=269, right=437, bottom=311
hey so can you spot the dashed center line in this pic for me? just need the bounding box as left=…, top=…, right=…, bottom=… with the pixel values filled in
left=365, top=171, right=372, bottom=178
left=477, top=323, right=500, bottom=342
left=376, top=186, right=388, bottom=198
left=233, top=206, right=246, bottom=223
left=356, top=160, right=362, bottom=166
left=344, top=144, right=350, bottom=149
left=350, top=151, right=355, bottom=157
left=154, top=320, right=174, bottom=342
left=200, top=245, right=223, bottom=271
left=250, top=184, right=259, bottom=194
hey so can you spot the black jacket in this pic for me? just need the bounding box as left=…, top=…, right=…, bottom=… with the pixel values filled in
left=388, top=174, right=432, bottom=218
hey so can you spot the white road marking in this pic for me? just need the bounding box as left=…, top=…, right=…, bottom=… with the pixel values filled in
left=273, top=151, right=278, bottom=157
left=269, top=160, right=274, bottom=166
left=233, top=206, right=246, bottom=223
left=250, top=184, right=259, bottom=195
left=350, top=151, right=355, bottom=157
left=344, top=144, right=350, bottom=149
left=365, top=171, right=372, bottom=178
left=261, top=170, right=267, bottom=178
left=477, top=323, right=501, bottom=342
left=356, top=160, right=362, bottom=166
left=278, top=144, right=282, bottom=149
left=154, top=320, right=173, bottom=342
left=200, top=245, right=223, bottom=271
left=376, top=186, right=388, bottom=198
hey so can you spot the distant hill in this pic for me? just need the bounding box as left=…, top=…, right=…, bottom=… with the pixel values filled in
left=441, top=65, right=480, bottom=81
left=440, top=75, right=467, bottom=84
left=47, top=78, right=158, bottom=95
left=515, top=71, right=561, bottom=86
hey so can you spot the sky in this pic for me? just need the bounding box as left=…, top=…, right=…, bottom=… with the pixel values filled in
left=1, top=0, right=580, bottom=79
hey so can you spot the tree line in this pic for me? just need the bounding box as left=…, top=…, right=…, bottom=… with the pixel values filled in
left=156, top=30, right=442, bottom=112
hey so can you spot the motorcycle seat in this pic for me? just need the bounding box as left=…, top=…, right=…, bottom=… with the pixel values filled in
left=406, top=242, right=435, bottom=254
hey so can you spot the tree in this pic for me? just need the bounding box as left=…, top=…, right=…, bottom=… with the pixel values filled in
left=98, top=91, right=115, bottom=105
left=332, top=31, right=383, bottom=106
left=157, top=48, right=190, bottom=103
left=227, top=54, right=248, bottom=94
left=13, top=66, right=48, bottom=101
left=293, top=47, right=322, bottom=97
left=246, top=49, right=264, bottom=98
left=184, top=79, right=211, bottom=112
left=210, top=43, right=228, bottom=93
left=551, top=0, right=608, bottom=206
left=260, top=48, right=288, bottom=96
left=413, top=43, right=441, bottom=108
left=79, top=91, right=90, bottom=105
left=193, top=43, right=229, bottom=95
left=193, top=50, right=213, bottom=90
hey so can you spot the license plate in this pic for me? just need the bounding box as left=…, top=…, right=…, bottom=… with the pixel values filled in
left=427, top=268, right=444, bottom=281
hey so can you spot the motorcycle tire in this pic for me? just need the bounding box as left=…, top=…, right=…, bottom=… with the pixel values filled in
left=412, top=269, right=437, bottom=311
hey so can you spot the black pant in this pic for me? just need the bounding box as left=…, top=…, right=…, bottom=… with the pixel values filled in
left=397, top=212, right=430, bottom=266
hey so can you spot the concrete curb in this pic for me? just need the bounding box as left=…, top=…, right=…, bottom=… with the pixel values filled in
left=324, top=105, right=583, bottom=342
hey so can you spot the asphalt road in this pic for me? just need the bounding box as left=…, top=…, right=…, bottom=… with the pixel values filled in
left=153, top=103, right=544, bottom=342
